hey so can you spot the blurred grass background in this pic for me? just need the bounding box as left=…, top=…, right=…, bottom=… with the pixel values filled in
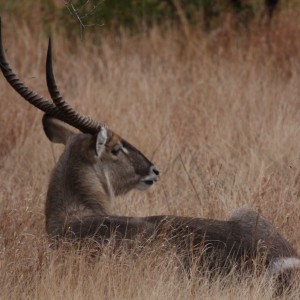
left=1, top=1, right=300, bottom=299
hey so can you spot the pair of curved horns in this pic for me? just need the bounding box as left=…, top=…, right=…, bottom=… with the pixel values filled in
left=0, top=17, right=105, bottom=134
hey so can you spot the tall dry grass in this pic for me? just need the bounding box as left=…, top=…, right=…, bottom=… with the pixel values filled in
left=1, top=9, right=300, bottom=299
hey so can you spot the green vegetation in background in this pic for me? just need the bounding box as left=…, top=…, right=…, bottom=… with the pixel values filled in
left=62, top=0, right=257, bottom=31
left=99, top=0, right=201, bottom=27
left=61, top=0, right=202, bottom=35
left=0, top=0, right=294, bottom=38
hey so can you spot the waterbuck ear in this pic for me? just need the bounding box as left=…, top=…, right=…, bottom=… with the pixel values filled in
left=95, top=127, right=108, bottom=157
left=42, top=115, right=76, bottom=145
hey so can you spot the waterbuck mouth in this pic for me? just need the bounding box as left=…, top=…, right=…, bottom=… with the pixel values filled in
left=144, top=180, right=154, bottom=186
left=137, top=172, right=159, bottom=190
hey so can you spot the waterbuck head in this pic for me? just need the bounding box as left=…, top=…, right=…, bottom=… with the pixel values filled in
left=0, top=19, right=159, bottom=236
left=44, top=116, right=159, bottom=193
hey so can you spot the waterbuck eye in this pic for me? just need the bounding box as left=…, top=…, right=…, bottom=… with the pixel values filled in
left=111, top=144, right=122, bottom=156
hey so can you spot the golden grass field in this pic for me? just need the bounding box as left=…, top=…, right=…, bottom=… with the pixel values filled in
left=1, top=9, right=300, bottom=299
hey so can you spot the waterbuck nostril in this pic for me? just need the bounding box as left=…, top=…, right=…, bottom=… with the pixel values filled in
left=151, top=166, right=159, bottom=176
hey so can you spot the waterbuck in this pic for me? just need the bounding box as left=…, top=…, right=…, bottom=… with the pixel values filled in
left=0, top=19, right=299, bottom=288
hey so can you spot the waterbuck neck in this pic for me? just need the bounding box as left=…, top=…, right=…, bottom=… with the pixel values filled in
left=45, top=137, right=112, bottom=235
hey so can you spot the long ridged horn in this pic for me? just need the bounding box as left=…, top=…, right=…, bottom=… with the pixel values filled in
left=46, top=38, right=105, bottom=134
left=0, top=17, right=65, bottom=121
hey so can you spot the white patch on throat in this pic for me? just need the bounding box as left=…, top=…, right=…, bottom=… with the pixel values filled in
left=267, top=257, right=300, bottom=276
left=122, top=146, right=129, bottom=155
left=103, top=169, right=115, bottom=200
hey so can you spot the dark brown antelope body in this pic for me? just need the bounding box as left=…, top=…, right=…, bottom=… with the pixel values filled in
left=65, top=209, right=299, bottom=272
left=0, top=19, right=299, bottom=289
